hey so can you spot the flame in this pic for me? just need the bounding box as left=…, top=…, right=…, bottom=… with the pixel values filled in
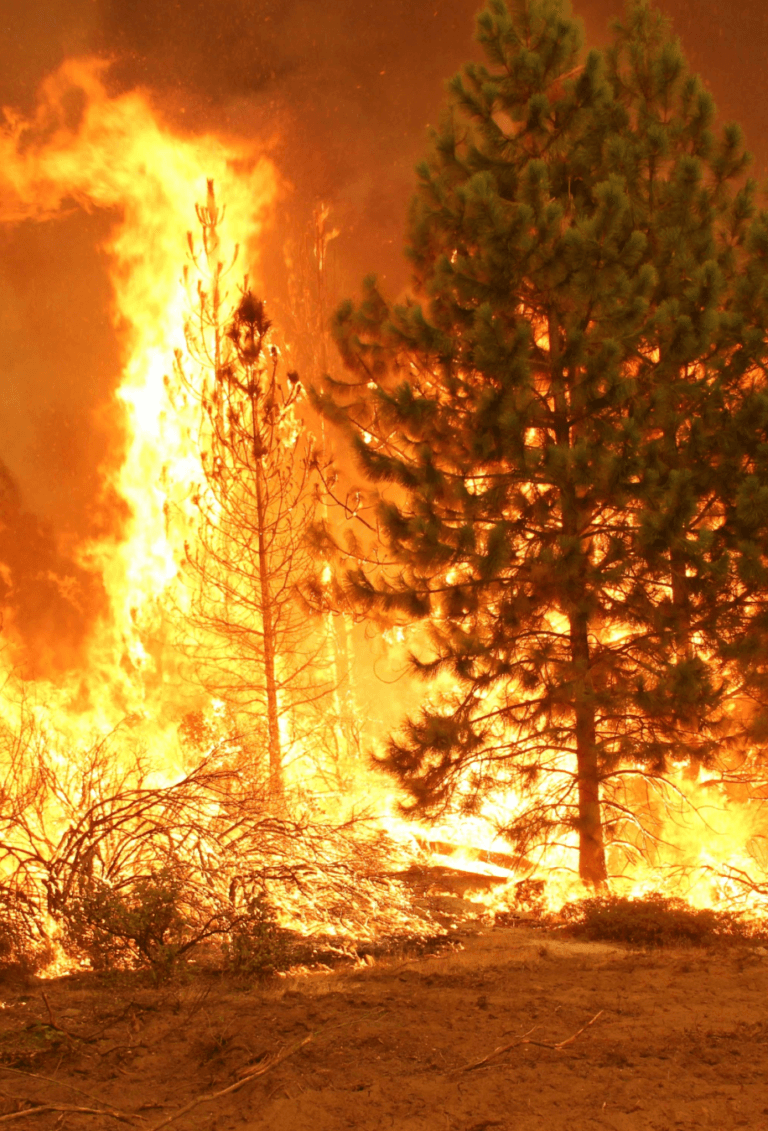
left=0, top=58, right=278, bottom=734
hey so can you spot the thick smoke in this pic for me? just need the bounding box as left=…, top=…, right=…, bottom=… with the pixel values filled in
left=0, top=0, right=765, bottom=672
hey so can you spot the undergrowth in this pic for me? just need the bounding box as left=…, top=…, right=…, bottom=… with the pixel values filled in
left=560, top=892, right=768, bottom=948
left=0, top=714, right=434, bottom=981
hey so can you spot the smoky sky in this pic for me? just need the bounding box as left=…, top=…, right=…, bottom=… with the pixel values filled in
left=5, top=0, right=768, bottom=277
left=0, top=0, right=766, bottom=672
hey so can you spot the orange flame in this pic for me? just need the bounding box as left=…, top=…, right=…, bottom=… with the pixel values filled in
left=0, top=58, right=278, bottom=736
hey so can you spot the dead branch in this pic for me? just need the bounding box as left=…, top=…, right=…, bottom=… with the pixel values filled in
left=0, top=1066, right=125, bottom=1111
left=0, top=1033, right=315, bottom=1129
left=456, top=1010, right=604, bottom=1073
left=148, top=1034, right=314, bottom=1131
left=0, top=1103, right=137, bottom=1124
left=40, top=993, right=98, bottom=1045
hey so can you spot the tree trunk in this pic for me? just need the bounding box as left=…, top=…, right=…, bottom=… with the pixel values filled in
left=670, top=547, right=691, bottom=657
left=549, top=307, right=607, bottom=887
left=253, top=417, right=284, bottom=802
left=330, top=611, right=358, bottom=786
left=569, top=611, right=607, bottom=886
left=663, top=423, right=692, bottom=662
left=664, top=424, right=700, bottom=781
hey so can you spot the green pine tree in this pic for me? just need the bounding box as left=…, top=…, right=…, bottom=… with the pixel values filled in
left=315, top=0, right=763, bottom=885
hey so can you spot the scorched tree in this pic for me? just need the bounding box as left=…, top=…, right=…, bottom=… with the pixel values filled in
left=174, top=183, right=333, bottom=801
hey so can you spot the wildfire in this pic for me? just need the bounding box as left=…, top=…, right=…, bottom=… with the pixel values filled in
left=0, top=55, right=765, bottom=981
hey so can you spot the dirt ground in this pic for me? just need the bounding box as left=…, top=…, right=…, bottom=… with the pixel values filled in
left=0, top=926, right=767, bottom=1131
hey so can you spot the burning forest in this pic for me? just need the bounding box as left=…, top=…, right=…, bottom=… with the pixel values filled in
left=1, top=0, right=768, bottom=1126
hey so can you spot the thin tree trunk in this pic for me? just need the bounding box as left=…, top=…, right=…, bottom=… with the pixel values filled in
left=663, top=423, right=692, bottom=662
left=670, top=548, right=692, bottom=657
left=252, top=404, right=284, bottom=801
left=331, top=612, right=358, bottom=785
left=663, top=424, right=700, bottom=781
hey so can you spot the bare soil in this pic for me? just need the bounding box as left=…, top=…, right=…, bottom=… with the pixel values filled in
left=0, top=926, right=767, bottom=1131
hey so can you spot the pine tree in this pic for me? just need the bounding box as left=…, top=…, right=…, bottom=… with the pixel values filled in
left=174, top=183, right=333, bottom=801
left=601, top=4, right=768, bottom=808
left=315, top=0, right=763, bottom=884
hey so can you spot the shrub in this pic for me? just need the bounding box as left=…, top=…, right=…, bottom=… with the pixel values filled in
left=0, top=890, right=52, bottom=977
left=64, top=868, right=223, bottom=976
left=65, top=872, right=296, bottom=978
left=222, top=892, right=290, bottom=976
left=0, top=711, right=436, bottom=976
left=560, top=892, right=764, bottom=948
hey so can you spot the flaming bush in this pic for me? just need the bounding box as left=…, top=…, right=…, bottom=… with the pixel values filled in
left=0, top=696, right=435, bottom=975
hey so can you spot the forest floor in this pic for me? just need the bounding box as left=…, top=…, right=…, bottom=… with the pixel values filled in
left=0, top=920, right=766, bottom=1131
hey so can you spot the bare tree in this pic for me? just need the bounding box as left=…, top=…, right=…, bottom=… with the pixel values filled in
left=280, top=203, right=371, bottom=789
left=173, top=183, right=334, bottom=801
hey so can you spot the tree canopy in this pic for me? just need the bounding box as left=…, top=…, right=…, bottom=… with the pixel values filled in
left=315, top=0, right=768, bottom=884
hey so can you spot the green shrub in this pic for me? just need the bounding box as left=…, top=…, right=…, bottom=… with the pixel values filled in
left=65, top=871, right=294, bottom=978
left=560, top=892, right=764, bottom=947
left=64, top=869, right=206, bottom=976
left=222, top=892, right=290, bottom=976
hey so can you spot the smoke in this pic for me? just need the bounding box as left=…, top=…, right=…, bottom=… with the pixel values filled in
left=0, top=0, right=765, bottom=672
left=0, top=459, right=108, bottom=675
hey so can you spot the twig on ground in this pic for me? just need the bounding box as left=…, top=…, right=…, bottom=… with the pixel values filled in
left=0, top=1006, right=383, bottom=1131
left=148, top=1034, right=314, bottom=1131
left=548, top=1011, right=604, bottom=1051
left=0, top=1108, right=64, bottom=1125
left=0, top=1067, right=124, bottom=1110
left=40, top=994, right=97, bottom=1045
left=388, top=951, right=454, bottom=974
left=0, top=1103, right=136, bottom=1124
left=457, top=1010, right=605, bottom=1073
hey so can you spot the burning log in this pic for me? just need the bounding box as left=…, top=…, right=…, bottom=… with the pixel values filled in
left=412, top=833, right=529, bottom=873
left=395, top=863, right=507, bottom=898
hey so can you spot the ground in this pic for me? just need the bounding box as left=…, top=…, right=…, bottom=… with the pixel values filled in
left=0, top=926, right=767, bottom=1131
